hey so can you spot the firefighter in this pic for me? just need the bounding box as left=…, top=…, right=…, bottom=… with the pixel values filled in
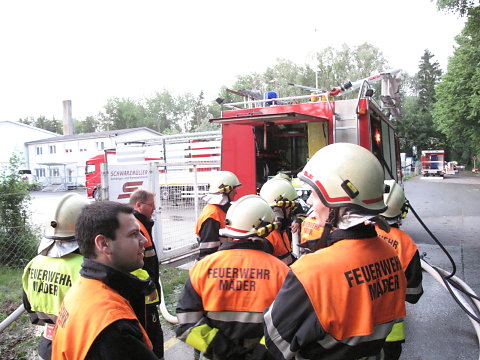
left=22, top=193, right=89, bottom=360
left=52, top=201, right=158, bottom=359
left=263, top=143, right=407, bottom=360
left=176, top=195, right=289, bottom=360
left=129, top=189, right=164, bottom=359
left=376, top=180, right=423, bottom=360
left=259, top=178, right=297, bottom=265
left=297, top=211, right=325, bottom=256
left=195, top=170, right=241, bottom=260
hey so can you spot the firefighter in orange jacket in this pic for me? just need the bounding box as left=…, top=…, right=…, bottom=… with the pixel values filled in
left=298, top=212, right=325, bottom=256
left=376, top=180, right=423, bottom=360
left=260, top=178, right=297, bottom=265
left=177, top=195, right=289, bottom=359
left=129, top=189, right=164, bottom=359
left=52, top=201, right=157, bottom=360
left=263, top=143, right=407, bottom=360
left=195, top=171, right=241, bottom=260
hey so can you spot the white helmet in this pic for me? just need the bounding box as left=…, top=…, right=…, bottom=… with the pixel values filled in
left=208, top=171, right=241, bottom=194
left=273, top=172, right=291, bottom=181
left=381, top=180, right=408, bottom=219
left=38, top=193, right=90, bottom=257
left=219, top=195, right=277, bottom=239
left=298, top=143, right=386, bottom=213
left=260, top=178, right=297, bottom=207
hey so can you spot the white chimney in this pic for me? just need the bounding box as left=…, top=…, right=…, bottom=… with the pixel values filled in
left=63, top=100, right=73, bottom=135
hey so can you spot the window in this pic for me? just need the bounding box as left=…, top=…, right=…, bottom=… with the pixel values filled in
left=96, top=141, right=105, bottom=150
left=35, top=168, right=46, bottom=178
left=36, top=146, right=43, bottom=155
left=49, top=168, right=60, bottom=177
left=85, top=164, right=96, bottom=174
left=49, top=145, right=56, bottom=154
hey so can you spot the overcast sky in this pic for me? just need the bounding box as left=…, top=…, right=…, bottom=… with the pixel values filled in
left=0, top=0, right=466, bottom=122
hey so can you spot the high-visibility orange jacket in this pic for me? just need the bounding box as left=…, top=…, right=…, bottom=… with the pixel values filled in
left=265, top=229, right=294, bottom=265
left=264, top=225, right=407, bottom=360
left=298, top=216, right=325, bottom=254
left=176, top=240, right=289, bottom=359
left=300, top=217, right=324, bottom=244
left=52, top=259, right=155, bottom=360
left=134, top=213, right=160, bottom=297
left=375, top=225, right=423, bottom=304
left=134, top=212, right=164, bottom=359
left=195, top=203, right=229, bottom=260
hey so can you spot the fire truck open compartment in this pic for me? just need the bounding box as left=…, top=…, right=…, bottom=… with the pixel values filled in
left=212, top=111, right=329, bottom=194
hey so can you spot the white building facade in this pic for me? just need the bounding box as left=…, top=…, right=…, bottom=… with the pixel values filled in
left=26, top=127, right=162, bottom=187
left=0, top=121, right=58, bottom=170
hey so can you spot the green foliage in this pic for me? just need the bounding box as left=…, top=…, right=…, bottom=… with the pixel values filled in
left=396, top=50, right=445, bottom=155
left=19, top=116, right=62, bottom=134
left=221, top=43, right=389, bottom=106
left=74, top=115, right=100, bottom=134
left=436, top=0, right=478, bottom=16
left=0, top=267, right=38, bottom=359
left=433, top=7, right=480, bottom=163
left=159, top=264, right=188, bottom=327
left=0, top=154, right=39, bottom=268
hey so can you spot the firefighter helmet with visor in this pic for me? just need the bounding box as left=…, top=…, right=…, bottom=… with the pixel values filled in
left=208, top=171, right=241, bottom=194
left=44, top=193, right=91, bottom=240
left=219, top=195, right=278, bottom=239
left=260, top=178, right=297, bottom=208
left=298, top=143, right=387, bottom=214
left=381, top=180, right=408, bottom=219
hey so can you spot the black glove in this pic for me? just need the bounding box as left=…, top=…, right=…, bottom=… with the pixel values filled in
left=245, top=343, right=274, bottom=360
left=207, top=331, right=249, bottom=360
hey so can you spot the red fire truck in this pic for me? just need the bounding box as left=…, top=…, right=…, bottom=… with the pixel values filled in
left=210, top=69, right=403, bottom=197
left=84, top=132, right=221, bottom=200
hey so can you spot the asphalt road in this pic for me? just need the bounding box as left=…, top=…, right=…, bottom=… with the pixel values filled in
left=401, top=171, right=480, bottom=359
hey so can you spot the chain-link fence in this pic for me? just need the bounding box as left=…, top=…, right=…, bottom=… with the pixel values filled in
left=0, top=192, right=40, bottom=269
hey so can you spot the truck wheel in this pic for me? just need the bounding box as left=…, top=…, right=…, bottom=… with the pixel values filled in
left=93, top=189, right=101, bottom=201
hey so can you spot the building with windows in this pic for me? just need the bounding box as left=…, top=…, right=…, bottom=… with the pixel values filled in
left=0, top=120, right=59, bottom=172
left=26, top=127, right=162, bottom=188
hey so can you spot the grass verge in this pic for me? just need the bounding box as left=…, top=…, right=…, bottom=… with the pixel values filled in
left=0, top=267, right=38, bottom=360
left=159, top=264, right=189, bottom=329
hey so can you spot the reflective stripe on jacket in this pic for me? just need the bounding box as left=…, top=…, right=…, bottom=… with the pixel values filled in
left=22, top=253, right=83, bottom=317
left=195, top=204, right=228, bottom=260
left=176, top=241, right=289, bottom=357
left=265, top=230, right=294, bottom=265
left=264, top=236, right=407, bottom=360
left=52, top=276, right=152, bottom=359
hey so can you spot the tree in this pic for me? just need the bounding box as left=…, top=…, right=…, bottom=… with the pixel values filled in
left=216, top=44, right=389, bottom=111
left=74, top=115, right=100, bottom=134
left=396, top=50, right=445, bottom=156
left=19, top=116, right=62, bottom=134
left=100, top=97, right=146, bottom=131
left=433, top=7, right=480, bottom=163
left=314, top=43, right=389, bottom=93
left=0, top=154, right=39, bottom=267
left=144, top=90, right=182, bottom=133
left=436, top=0, right=479, bottom=16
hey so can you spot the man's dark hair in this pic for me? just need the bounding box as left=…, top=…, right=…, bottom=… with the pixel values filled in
left=129, top=189, right=154, bottom=207
left=75, top=201, right=134, bottom=259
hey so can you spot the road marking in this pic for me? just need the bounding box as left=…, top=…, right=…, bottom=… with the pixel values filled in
left=164, top=336, right=180, bottom=351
